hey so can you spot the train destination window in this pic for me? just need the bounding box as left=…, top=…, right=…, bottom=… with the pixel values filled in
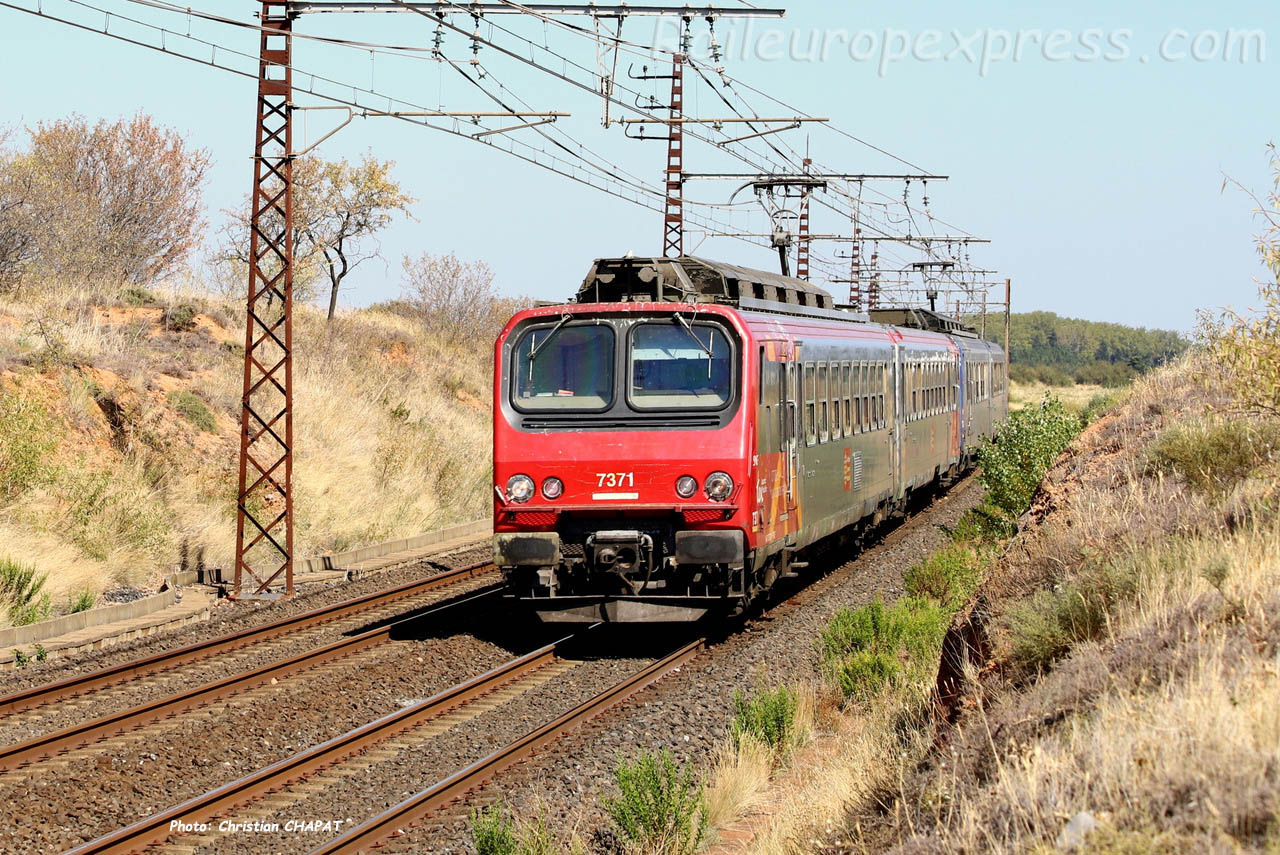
left=513, top=324, right=615, bottom=411
left=629, top=323, right=732, bottom=409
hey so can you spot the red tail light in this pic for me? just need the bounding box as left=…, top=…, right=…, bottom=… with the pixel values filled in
left=511, top=511, right=558, bottom=527
left=683, top=509, right=729, bottom=524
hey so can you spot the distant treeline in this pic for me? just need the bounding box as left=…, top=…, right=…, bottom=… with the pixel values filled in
left=970, top=311, right=1190, bottom=387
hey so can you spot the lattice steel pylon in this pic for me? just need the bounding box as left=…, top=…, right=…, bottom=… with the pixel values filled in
left=234, top=0, right=295, bottom=599
left=661, top=53, right=684, bottom=258
left=795, top=158, right=812, bottom=281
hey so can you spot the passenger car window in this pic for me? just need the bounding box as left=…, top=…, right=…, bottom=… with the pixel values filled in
left=818, top=363, right=829, bottom=443
left=804, top=363, right=816, bottom=445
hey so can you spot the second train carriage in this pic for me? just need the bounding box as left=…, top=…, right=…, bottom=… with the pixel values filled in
left=492, top=257, right=1008, bottom=622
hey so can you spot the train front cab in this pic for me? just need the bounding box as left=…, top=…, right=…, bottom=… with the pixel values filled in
left=492, top=303, right=755, bottom=623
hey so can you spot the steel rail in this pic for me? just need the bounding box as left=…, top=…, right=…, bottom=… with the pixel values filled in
left=0, top=587, right=502, bottom=773
left=309, top=636, right=706, bottom=855
left=64, top=634, right=579, bottom=855
left=0, top=561, right=495, bottom=718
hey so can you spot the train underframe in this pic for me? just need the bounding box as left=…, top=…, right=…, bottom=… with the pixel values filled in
left=497, top=513, right=757, bottom=623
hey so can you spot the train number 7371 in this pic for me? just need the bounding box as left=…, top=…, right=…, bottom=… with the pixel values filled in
left=596, top=472, right=635, bottom=488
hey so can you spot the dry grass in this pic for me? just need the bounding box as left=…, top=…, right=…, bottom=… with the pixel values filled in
left=917, top=523, right=1280, bottom=854
left=749, top=693, right=928, bottom=855
left=719, top=355, right=1280, bottom=855
left=0, top=278, right=495, bottom=616
left=813, top=354, right=1280, bottom=855
left=704, top=735, right=776, bottom=832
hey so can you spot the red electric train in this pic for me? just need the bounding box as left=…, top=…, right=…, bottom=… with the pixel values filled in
left=492, top=256, right=1007, bottom=622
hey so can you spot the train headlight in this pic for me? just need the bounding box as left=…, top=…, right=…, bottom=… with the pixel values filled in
left=704, top=471, right=733, bottom=502
left=675, top=475, right=698, bottom=499
left=541, top=477, right=564, bottom=500
left=506, top=474, right=535, bottom=504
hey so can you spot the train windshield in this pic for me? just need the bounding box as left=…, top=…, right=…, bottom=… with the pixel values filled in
left=513, top=323, right=615, bottom=411
left=629, top=321, right=732, bottom=409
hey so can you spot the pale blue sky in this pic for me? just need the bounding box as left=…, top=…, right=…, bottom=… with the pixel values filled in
left=1, top=1, right=1275, bottom=331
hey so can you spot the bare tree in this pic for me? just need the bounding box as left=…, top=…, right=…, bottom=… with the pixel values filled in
left=1, top=115, right=211, bottom=287
left=401, top=251, right=525, bottom=344
left=218, top=153, right=414, bottom=318
left=0, top=129, right=37, bottom=291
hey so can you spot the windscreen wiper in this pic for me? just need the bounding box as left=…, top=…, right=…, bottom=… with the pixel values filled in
left=528, top=313, right=572, bottom=362
left=673, top=312, right=714, bottom=358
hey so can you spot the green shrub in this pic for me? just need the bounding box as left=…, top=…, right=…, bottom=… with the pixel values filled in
left=512, top=817, right=555, bottom=855
left=119, top=285, right=158, bottom=306
left=10, top=593, right=52, bottom=627
left=12, top=649, right=30, bottom=668
left=33, top=644, right=47, bottom=662
left=605, top=749, right=707, bottom=855
left=819, top=598, right=948, bottom=702
left=731, top=685, right=797, bottom=752
left=0, top=391, right=58, bottom=501
left=470, top=801, right=558, bottom=855
left=163, top=302, right=200, bottom=332
left=1199, top=277, right=1280, bottom=418
left=471, top=802, right=517, bottom=855
left=949, top=502, right=1016, bottom=543
left=1145, top=419, right=1280, bottom=494
left=168, top=390, right=217, bottom=433
left=1082, top=391, right=1122, bottom=423
left=0, top=557, right=51, bottom=626
left=979, top=395, right=1083, bottom=520
left=68, top=587, right=97, bottom=613
left=903, top=544, right=984, bottom=610
left=1006, top=558, right=1139, bottom=669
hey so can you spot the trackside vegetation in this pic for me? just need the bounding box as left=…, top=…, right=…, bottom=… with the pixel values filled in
left=601, top=394, right=1088, bottom=853
left=816, top=394, right=1086, bottom=707
left=804, top=147, right=1280, bottom=855
left=604, top=750, right=708, bottom=855
left=470, top=801, right=557, bottom=855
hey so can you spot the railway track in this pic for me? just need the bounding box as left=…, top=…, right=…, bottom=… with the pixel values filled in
left=42, top=479, right=975, bottom=855
left=64, top=632, right=702, bottom=855
left=0, top=563, right=499, bottom=774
